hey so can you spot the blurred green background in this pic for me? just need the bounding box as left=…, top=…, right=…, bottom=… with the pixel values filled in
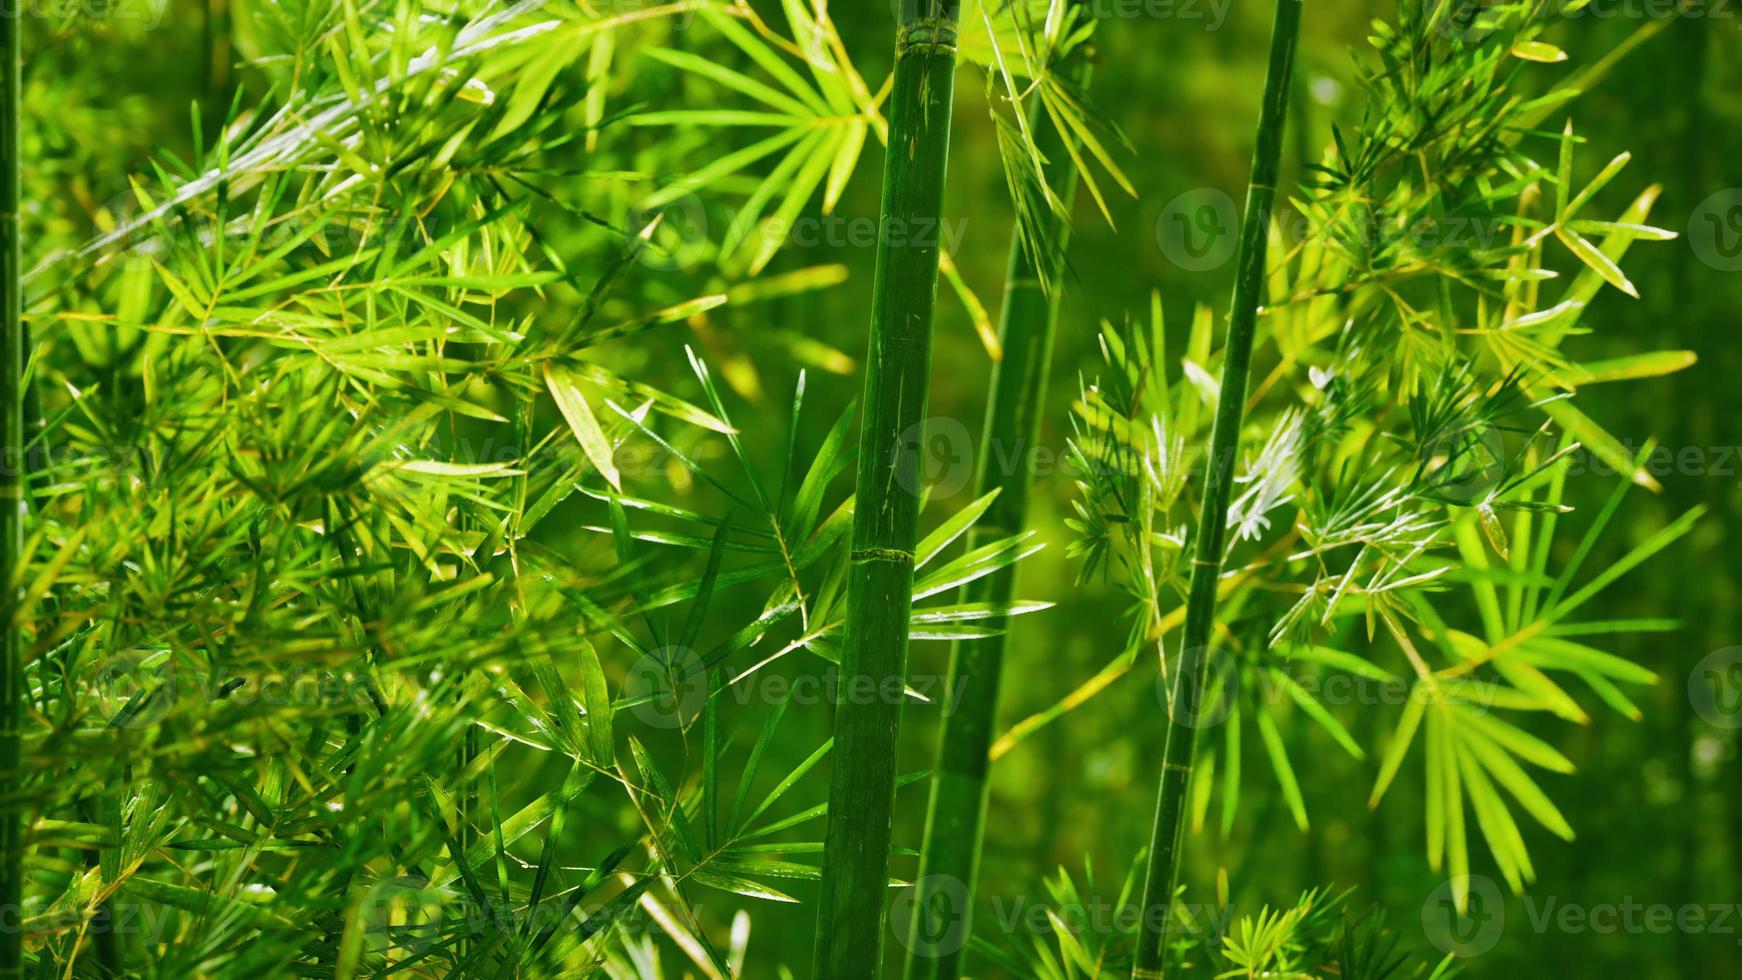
left=19, top=0, right=1740, bottom=975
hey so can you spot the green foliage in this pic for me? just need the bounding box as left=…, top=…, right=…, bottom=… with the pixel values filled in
left=970, top=860, right=1457, bottom=980
left=0, top=0, right=1715, bottom=976
left=1042, top=0, right=1700, bottom=938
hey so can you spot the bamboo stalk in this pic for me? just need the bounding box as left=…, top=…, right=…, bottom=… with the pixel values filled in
left=811, top=1, right=962, bottom=975
left=903, top=48, right=1092, bottom=980
left=1130, top=2, right=1302, bottom=977
left=0, top=8, right=23, bottom=977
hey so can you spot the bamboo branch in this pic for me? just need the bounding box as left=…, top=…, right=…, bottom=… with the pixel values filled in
left=1130, top=2, right=1303, bottom=976
left=812, top=1, right=962, bottom=976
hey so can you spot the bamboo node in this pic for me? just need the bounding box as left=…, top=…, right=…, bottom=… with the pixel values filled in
left=851, top=547, right=915, bottom=565
left=897, top=19, right=959, bottom=57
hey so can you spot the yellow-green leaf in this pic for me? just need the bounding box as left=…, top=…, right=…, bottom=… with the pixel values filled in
left=545, top=363, right=620, bottom=490
left=1511, top=41, right=1567, bottom=63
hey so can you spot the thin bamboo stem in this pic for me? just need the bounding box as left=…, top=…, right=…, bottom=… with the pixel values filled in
left=903, top=49, right=1092, bottom=980
left=811, top=2, right=962, bottom=976
left=1, top=8, right=23, bottom=977
left=1130, top=2, right=1302, bottom=977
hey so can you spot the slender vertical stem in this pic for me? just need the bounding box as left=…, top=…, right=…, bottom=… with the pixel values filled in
left=1131, top=2, right=1301, bottom=977
left=203, top=0, right=234, bottom=111
left=903, top=49, right=1092, bottom=980
left=0, top=8, right=23, bottom=977
left=812, top=2, right=961, bottom=976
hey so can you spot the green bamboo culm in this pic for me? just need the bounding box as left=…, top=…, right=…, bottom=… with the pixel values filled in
left=811, top=1, right=962, bottom=976
left=0, top=7, right=23, bottom=977
left=903, top=51, right=1093, bottom=980
left=1131, top=1, right=1302, bottom=977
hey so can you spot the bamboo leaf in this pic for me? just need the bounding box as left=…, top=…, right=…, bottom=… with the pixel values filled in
left=915, top=489, right=1001, bottom=569
left=1371, top=691, right=1427, bottom=807
left=1555, top=224, right=1638, bottom=298
left=1254, top=708, right=1308, bottom=831
left=545, top=364, right=621, bottom=491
